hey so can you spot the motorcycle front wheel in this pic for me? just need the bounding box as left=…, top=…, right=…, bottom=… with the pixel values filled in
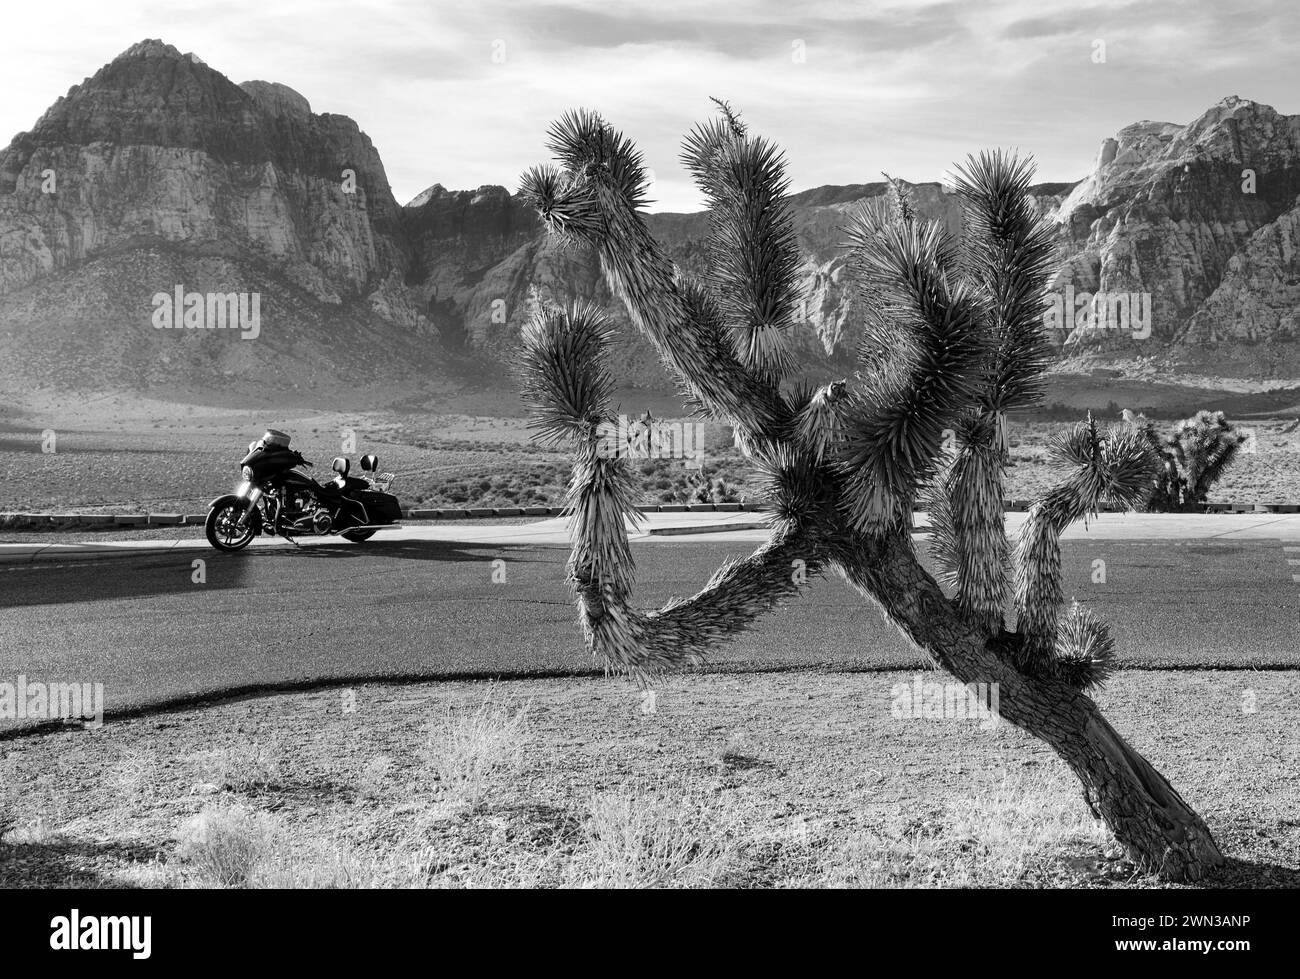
left=205, top=496, right=260, bottom=551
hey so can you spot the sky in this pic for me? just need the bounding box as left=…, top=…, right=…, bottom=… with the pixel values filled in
left=1, top=0, right=1295, bottom=211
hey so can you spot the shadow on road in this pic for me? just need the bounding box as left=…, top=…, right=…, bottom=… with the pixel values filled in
left=1, top=553, right=250, bottom=608
left=289, top=539, right=566, bottom=564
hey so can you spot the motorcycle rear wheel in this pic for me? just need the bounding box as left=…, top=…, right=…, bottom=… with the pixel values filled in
left=205, top=498, right=259, bottom=551
left=342, top=528, right=376, bottom=543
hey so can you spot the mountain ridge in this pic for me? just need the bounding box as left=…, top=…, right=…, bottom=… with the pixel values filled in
left=1, top=39, right=1298, bottom=409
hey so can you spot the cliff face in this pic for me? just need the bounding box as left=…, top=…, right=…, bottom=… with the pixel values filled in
left=1048, top=97, right=1300, bottom=353
left=1, top=41, right=1297, bottom=404
left=0, top=41, right=417, bottom=300
left=0, top=40, right=434, bottom=395
left=419, top=178, right=1065, bottom=385
left=1181, top=198, right=1300, bottom=344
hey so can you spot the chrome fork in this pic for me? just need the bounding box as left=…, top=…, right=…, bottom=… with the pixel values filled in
left=235, top=486, right=264, bottom=529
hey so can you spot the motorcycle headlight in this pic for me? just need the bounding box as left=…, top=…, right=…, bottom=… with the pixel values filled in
left=241, top=466, right=254, bottom=480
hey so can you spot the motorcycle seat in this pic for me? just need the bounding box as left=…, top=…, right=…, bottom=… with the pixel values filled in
left=324, top=475, right=371, bottom=493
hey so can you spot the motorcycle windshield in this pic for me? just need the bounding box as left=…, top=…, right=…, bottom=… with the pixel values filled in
left=241, top=447, right=307, bottom=479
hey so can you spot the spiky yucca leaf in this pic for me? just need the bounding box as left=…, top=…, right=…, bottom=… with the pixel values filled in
left=544, top=109, right=652, bottom=211
left=518, top=164, right=606, bottom=246
left=519, top=302, right=619, bottom=446
left=681, top=117, right=743, bottom=200
left=792, top=380, right=848, bottom=463
left=1014, top=417, right=1159, bottom=671
left=682, top=104, right=802, bottom=380
left=750, top=442, right=831, bottom=537
left=1054, top=602, right=1117, bottom=690
left=952, top=150, right=1056, bottom=415
left=838, top=217, right=986, bottom=532
left=924, top=412, right=1010, bottom=633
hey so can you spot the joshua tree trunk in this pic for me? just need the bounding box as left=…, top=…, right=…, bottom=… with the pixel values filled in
left=517, top=104, right=1224, bottom=882
left=1051, top=712, right=1222, bottom=880
left=833, top=530, right=1223, bottom=880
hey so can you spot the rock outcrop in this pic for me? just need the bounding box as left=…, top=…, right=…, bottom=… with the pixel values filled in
left=2, top=41, right=1298, bottom=404
left=1182, top=198, right=1300, bottom=344
left=0, top=39, right=430, bottom=395
left=1048, top=96, right=1300, bottom=352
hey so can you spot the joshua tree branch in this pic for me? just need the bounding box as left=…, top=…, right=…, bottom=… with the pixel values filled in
left=519, top=111, right=792, bottom=446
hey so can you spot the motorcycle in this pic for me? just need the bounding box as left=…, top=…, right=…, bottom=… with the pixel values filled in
left=204, top=429, right=402, bottom=552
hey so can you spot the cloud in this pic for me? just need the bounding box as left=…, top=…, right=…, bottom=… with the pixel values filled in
left=0, top=0, right=1295, bottom=211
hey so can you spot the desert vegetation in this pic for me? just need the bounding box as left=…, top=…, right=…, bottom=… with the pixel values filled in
left=1124, top=409, right=1250, bottom=511
left=0, top=674, right=1293, bottom=889
left=3, top=407, right=1298, bottom=520
left=515, top=102, right=1228, bottom=880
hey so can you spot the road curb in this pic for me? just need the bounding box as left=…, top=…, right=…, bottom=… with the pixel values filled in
left=0, top=502, right=773, bottom=530
left=0, top=541, right=206, bottom=564
left=646, top=521, right=933, bottom=537
left=647, top=521, right=769, bottom=536
left=7, top=500, right=1300, bottom=532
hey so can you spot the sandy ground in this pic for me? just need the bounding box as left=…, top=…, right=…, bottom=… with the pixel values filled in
left=4, top=396, right=1298, bottom=515
left=2, top=669, right=1296, bottom=889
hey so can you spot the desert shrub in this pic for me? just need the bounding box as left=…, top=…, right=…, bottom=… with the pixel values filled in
left=176, top=804, right=274, bottom=888
left=691, top=476, right=740, bottom=504
left=190, top=734, right=284, bottom=793
left=177, top=803, right=381, bottom=888
left=420, top=688, right=531, bottom=808
left=568, top=790, right=739, bottom=888
left=0, top=757, right=17, bottom=844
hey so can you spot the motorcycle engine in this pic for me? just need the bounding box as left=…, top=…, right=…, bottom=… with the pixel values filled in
left=283, top=490, right=330, bottom=533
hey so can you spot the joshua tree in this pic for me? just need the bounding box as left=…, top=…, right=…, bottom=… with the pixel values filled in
left=1124, top=409, right=1248, bottom=511
left=517, top=104, right=1223, bottom=881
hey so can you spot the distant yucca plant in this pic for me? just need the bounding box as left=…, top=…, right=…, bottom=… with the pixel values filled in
left=1123, top=409, right=1248, bottom=511
left=515, top=102, right=1223, bottom=882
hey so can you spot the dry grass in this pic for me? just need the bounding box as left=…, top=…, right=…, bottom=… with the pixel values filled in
left=175, top=803, right=387, bottom=888
left=188, top=731, right=285, bottom=793
left=1, top=671, right=1295, bottom=889
left=174, top=804, right=275, bottom=888
left=0, top=756, right=18, bottom=844
left=569, top=789, right=741, bottom=888
left=799, top=769, right=1117, bottom=887
left=420, top=688, right=532, bottom=809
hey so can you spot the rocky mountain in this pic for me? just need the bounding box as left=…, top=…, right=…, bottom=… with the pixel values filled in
left=1050, top=96, right=1300, bottom=366
left=0, top=40, right=433, bottom=400
left=1, top=40, right=1297, bottom=408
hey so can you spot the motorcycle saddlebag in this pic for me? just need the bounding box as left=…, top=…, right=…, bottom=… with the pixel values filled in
left=356, top=490, right=401, bottom=524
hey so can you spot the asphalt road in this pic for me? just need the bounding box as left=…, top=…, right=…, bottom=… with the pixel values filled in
left=1, top=537, right=1297, bottom=731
